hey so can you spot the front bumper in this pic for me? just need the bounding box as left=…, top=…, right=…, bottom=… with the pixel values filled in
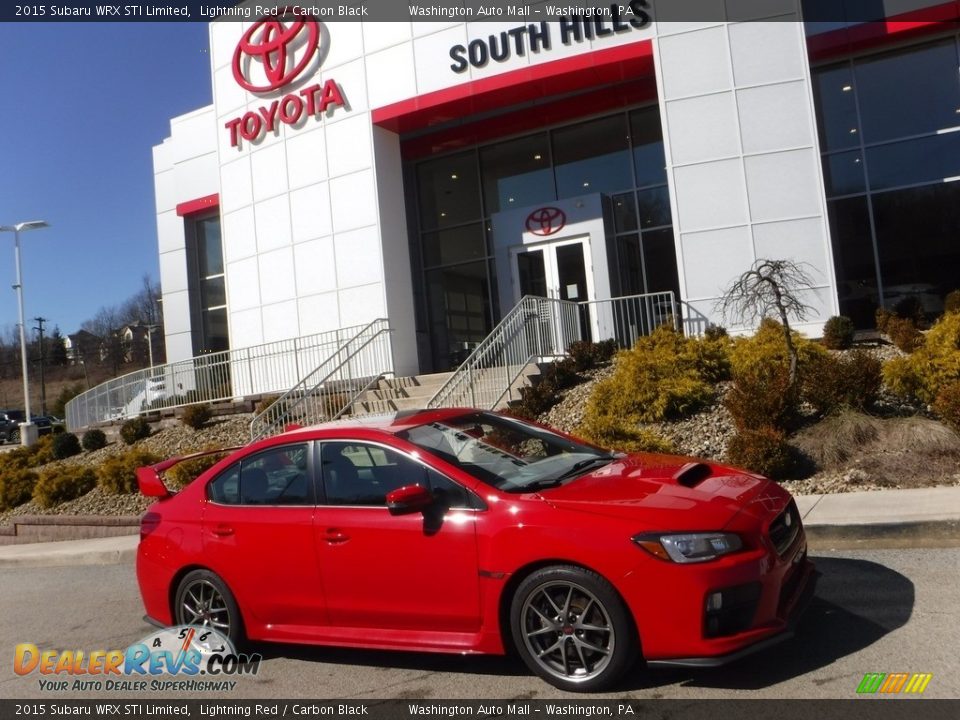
left=646, top=562, right=818, bottom=668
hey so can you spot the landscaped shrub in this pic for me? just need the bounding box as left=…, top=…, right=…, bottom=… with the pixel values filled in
left=933, top=381, right=960, bottom=432
left=725, top=427, right=793, bottom=479
left=119, top=417, right=151, bottom=445
left=575, top=415, right=675, bottom=455
left=0, top=468, right=38, bottom=511
left=30, top=435, right=55, bottom=466
left=81, top=429, right=107, bottom=452
left=704, top=324, right=728, bottom=341
left=567, top=340, right=618, bottom=372
left=33, top=466, right=97, bottom=508
left=802, top=350, right=881, bottom=416
left=511, top=357, right=581, bottom=419
left=583, top=326, right=722, bottom=429
left=821, top=315, right=855, bottom=350
left=51, top=432, right=82, bottom=460
left=181, top=403, right=213, bottom=430
left=892, top=296, right=926, bottom=326
left=255, top=395, right=280, bottom=415
left=875, top=307, right=892, bottom=334
left=725, top=319, right=828, bottom=432
left=883, top=311, right=960, bottom=404
left=97, top=448, right=160, bottom=494
left=886, top=316, right=922, bottom=353
left=945, top=290, right=960, bottom=315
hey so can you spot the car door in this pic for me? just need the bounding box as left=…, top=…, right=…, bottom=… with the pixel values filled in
left=313, top=439, right=482, bottom=634
left=202, top=441, right=327, bottom=630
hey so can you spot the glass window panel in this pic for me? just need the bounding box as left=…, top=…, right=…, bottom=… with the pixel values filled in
left=201, top=307, right=229, bottom=353
left=421, top=223, right=486, bottom=267
left=866, top=132, right=960, bottom=191
left=320, top=442, right=423, bottom=507
left=480, top=133, right=554, bottom=215
left=637, top=185, right=672, bottom=228
left=641, top=228, right=680, bottom=298
left=201, top=276, right=226, bottom=309
left=417, top=151, right=482, bottom=231
left=208, top=464, right=240, bottom=504
left=854, top=40, right=960, bottom=144
left=811, top=64, right=860, bottom=152
left=240, top=445, right=311, bottom=505
left=426, top=261, right=492, bottom=370
left=826, top=196, right=879, bottom=328
left=515, top=249, right=547, bottom=298
left=616, top=234, right=644, bottom=296
left=630, top=107, right=668, bottom=187
left=823, top=150, right=866, bottom=196
left=197, top=217, right=223, bottom=277
left=553, top=115, right=633, bottom=198
left=611, top=192, right=637, bottom=233
left=872, top=182, right=960, bottom=316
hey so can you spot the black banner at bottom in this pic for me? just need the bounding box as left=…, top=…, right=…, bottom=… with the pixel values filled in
left=1, top=700, right=959, bottom=720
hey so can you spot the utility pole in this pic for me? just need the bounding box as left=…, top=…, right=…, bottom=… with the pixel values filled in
left=33, top=316, right=47, bottom=416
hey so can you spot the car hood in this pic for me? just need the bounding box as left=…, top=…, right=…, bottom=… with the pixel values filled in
left=537, top=454, right=775, bottom=531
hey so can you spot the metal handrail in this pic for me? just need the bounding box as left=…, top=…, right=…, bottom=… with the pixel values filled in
left=427, top=295, right=582, bottom=410
left=249, top=319, right=393, bottom=440
left=426, top=291, right=677, bottom=411
left=64, top=321, right=382, bottom=431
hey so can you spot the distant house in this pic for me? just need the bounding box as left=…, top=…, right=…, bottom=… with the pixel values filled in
left=65, top=330, right=100, bottom=365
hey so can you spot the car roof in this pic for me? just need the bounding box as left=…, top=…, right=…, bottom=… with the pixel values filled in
left=279, top=407, right=489, bottom=439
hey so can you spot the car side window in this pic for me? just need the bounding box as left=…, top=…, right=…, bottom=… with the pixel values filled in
left=320, top=440, right=480, bottom=509
left=207, top=444, right=311, bottom=505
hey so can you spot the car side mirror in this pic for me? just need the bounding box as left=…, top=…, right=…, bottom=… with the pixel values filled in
left=386, top=484, right=433, bottom=515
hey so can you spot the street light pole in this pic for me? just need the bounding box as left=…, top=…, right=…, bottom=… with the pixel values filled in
left=1, top=220, right=49, bottom=446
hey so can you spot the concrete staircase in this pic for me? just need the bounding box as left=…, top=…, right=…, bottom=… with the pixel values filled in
left=354, top=372, right=455, bottom=414
left=355, top=363, right=549, bottom=415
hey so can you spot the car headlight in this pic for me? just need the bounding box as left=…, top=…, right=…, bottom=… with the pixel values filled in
left=633, top=532, right=743, bottom=563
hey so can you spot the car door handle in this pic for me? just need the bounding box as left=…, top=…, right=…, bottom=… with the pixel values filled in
left=325, top=528, right=350, bottom=544
left=211, top=524, right=234, bottom=537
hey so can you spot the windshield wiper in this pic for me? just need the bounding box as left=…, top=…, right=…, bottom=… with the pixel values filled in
left=531, top=455, right=618, bottom=489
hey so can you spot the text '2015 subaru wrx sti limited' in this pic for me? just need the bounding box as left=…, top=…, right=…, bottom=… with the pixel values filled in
left=136, top=409, right=816, bottom=692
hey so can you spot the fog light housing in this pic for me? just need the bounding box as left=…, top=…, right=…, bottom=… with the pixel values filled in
left=704, top=583, right=761, bottom=638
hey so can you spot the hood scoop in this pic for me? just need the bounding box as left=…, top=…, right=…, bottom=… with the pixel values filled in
left=672, top=462, right=712, bottom=488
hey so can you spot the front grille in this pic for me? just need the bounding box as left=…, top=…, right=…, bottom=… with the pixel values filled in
left=769, top=500, right=801, bottom=556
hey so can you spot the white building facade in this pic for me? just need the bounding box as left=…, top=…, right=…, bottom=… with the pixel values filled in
left=155, top=2, right=960, bottom=377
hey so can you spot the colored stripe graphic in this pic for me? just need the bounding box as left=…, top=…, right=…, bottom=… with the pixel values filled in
left=857, top=673, right=886, bottom=693
left=857, top=672, right=932, bottom=694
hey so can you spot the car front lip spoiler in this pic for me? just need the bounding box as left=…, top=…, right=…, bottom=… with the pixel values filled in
left=143, top=614, right=166, bottom=629
left=646, top=567, right=820, bottom=669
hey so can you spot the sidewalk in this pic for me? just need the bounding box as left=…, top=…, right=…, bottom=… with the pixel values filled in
left=0, top=486, right=958, bottom=569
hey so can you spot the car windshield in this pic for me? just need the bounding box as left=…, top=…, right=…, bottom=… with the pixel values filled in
left=397, top=411, right=616, bottom=493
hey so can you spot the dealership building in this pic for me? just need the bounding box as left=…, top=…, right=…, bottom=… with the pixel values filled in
left=153, top=2, right=960, bottom=380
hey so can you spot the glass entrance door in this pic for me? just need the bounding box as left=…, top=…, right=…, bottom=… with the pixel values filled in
left=511, top=237, right=590, bottom=303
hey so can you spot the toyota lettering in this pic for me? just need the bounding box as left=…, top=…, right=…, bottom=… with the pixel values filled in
left=224, top=7, right=345, bottom=149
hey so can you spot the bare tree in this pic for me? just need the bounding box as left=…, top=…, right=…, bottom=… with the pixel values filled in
left=719, top=259, right=816, bottom=387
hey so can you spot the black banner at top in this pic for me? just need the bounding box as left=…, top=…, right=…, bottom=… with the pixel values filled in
left=5, top=0, right=960, bottom=23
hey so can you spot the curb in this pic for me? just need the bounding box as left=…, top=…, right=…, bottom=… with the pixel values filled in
left=805, top=519, right=960, bottom=549
left=0, top=537, right=138, bottom=569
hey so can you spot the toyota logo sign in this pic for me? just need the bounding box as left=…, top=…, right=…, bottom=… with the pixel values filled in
left=525, top=207, right=567, bottom=237
left=232, top=8, right=321, bottom=93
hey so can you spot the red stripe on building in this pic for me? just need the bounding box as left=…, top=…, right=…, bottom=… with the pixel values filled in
left=807, top=2, right=960, bottom=62
left=371, top=40, right=655, bottom=137
left=176, top=193, right=219, bottom=217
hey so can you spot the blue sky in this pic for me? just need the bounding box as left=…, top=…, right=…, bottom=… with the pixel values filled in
left=0, top=22, right=212, bottom=340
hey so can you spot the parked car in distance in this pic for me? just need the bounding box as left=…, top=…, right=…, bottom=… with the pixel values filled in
left=136, top=409, right=816, bottom=692
left=0, top=410, right=26, bottom=444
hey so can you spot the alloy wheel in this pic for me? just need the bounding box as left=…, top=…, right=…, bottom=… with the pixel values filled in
left=178, top=578, right=232, bottom=634
left=520, top=580, right=615, bottom=684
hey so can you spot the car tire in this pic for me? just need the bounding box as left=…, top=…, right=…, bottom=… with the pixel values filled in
left=510, top=566, right=638, bottom=692
left=174, top=570, right=245, bottom=648
left=9, top=428, right=20, bottom=444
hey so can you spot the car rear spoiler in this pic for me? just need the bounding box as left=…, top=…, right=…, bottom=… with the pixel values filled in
left=136, top=446, right=244, bottom=499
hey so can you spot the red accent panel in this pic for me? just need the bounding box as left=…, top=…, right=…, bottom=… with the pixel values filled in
left=807, top=2, right=960, bottom=63
left=176, top=193, right=220, bottom=217
left=372, top=40, right=654, bottom=136
left=400, top=75, right=657, bottom=160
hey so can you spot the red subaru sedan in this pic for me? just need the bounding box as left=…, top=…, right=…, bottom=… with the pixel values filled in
left=136, top=408, right=816, bottom=692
